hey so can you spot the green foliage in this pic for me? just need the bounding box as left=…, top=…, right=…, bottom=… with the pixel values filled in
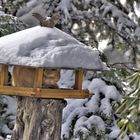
left=0, top=0, right=28, bottom=36
left=116, top=71, right=140, bottom=137
left=1, top=0, right=29, bottom=15
left=0, top=13, right=26, bottom=36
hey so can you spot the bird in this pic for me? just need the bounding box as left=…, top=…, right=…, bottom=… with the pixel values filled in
left=32, top=13, right=60, bottom=28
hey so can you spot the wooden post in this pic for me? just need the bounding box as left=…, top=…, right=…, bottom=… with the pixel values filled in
left=11, top=67, right=66, bottom=140
left=33, top=68, right=44, bottom=88
left=33, top=68, right=44, bottom=96
left=74, top=70, right=84, bottom=90
left=0, top=65, right=8, bottom=86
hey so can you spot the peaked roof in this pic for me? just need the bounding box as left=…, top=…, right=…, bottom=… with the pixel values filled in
left=0, top=26, right=107, bottom=70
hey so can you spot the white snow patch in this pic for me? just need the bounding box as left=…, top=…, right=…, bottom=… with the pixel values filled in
left=61, top=77, right=122, bottom=139
left=56, top=0, right=72, bottom=21
left=88, top=78, right=106, bottom=94
left=134, top=135, right=140, bottom=140
left=5, top=135, right=11, bottom=140
left=85, top=94, right=100, bottom=113
left=135, top=27, right=140, bottom=37
left=62, top=107, right=89, bottom=138
left=74, top=115, right=105, bottom=135
left=0, top=136, right=4, bottom=140
left=3, top=96, right=16, bottom=116
left=98, top=39, right=109, bottom=52
left=100, top=98, right=112, bottom=116
left=82, top=80, right=90, bottom=90
left=58, top=70, right=74, bottom=88
left=101, top=85, right=122, bottom=101
left=2, top=124, right=12, bottom=134
left=134, top=2, right=140, bottom=18
left=87, top=78, right=121, bottom=116
left=119, top=0, right=126, bottom=7
left=63, top=99, right=88, bottom=122
left=0, top=26, right=106, bottom=70
left=109, top=125, right=121, bottom=138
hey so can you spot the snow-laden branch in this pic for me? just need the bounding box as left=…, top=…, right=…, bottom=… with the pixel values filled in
left=57, top=0, right=140, bottom=47
left=90, top=0, right=140, bottom=46
left=61, top=76, right=122, bottom=139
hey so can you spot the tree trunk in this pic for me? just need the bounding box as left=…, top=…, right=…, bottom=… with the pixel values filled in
left=11, top=67, right=66, bottom=140
left=11, top=97, right=65, bottom=140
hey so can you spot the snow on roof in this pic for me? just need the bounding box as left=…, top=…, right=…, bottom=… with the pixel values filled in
left=0, top=26, right=106, bottom=70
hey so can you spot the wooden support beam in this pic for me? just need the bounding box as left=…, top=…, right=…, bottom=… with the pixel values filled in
left=33, top=68, right=44, bottom=96
left=74, top=70, right=84, bottom=90
left=34, top=68, right=44, bottom=88
left=0, top=64, right=89, bottom=99
left=0, top=86, right=89, bottom=99
left=0, top=65, right=8, bottom=86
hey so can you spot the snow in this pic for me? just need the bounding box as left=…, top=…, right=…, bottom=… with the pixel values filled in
left=3, top=96, right=16, bottom=116
left=88, top=78, right=106, bottom=94
left=5, top=135, right=11, bottom=140
left=100, top=98, right=112, bottom=116
left=85, top=94, right=99, bottom=113
left=135, top=27, right=140, bottom=38
left=119, top=0, right=126, bottom=6
left=0, top=136, right=4, bottom=140
left=98, top=39, right=109, bottom=52
left=63, top=99, right=88, bottom=122
left=100, top=1, right=135, bottom=34
left=88, top=78, right=122, bottom=117
left=101, top=85, right=122, bottom=101
left=134, top=2, right=140, bottom=18
left=0, top=26, right=106, bottom=70
left=1, top=125, right=12, bottom=134
left=58, top=70, right=75, bottom=88
left=133, top=135, right=140, bottom=140
left=1, top=96, right=16, bottom=135
left=56, top=0, right=72, bottom=21
left=74, top=115, right=105, bottom=136
left=61, top=76, right=121, bottom=139
left=108, top=125, right=121, bottom=138
left=62, top=107, right=89, bottom=138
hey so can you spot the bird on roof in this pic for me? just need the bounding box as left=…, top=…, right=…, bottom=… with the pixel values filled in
left=32, top=13, right=60, bottom=28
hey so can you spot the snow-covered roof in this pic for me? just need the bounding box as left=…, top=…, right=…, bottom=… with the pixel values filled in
left=0, top=26, right=106, bottom=70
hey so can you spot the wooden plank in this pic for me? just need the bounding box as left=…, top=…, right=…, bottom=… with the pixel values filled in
left=33, top=68, right=44, bottom=96
left=38, top=89, right=89, bottom=99
left=0, top=86, right=89, bottom=99
left=0, top=65, right=8, bottom=86
left=34, top=68, right=44, bottom=88
left=0, top=85, right=34, bottom=94
left=0, top=62, right=107, bottom=71
left=74, top=70, right=84, bottom=90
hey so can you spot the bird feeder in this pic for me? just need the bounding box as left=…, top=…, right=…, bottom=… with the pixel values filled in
left=0, top=64, right=89, bottom=99
left=0, top=26, right=106, bottom=99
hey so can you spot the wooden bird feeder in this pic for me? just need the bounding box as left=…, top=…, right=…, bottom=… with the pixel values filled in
left=0, top=26, right=106, bottom=99
left=0, top=64, right=89, bottom=99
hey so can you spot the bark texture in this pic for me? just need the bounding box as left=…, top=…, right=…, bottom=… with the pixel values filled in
left=11, top=97, right=65, bottom=140
left=11, top=67, right=66, bottom=140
